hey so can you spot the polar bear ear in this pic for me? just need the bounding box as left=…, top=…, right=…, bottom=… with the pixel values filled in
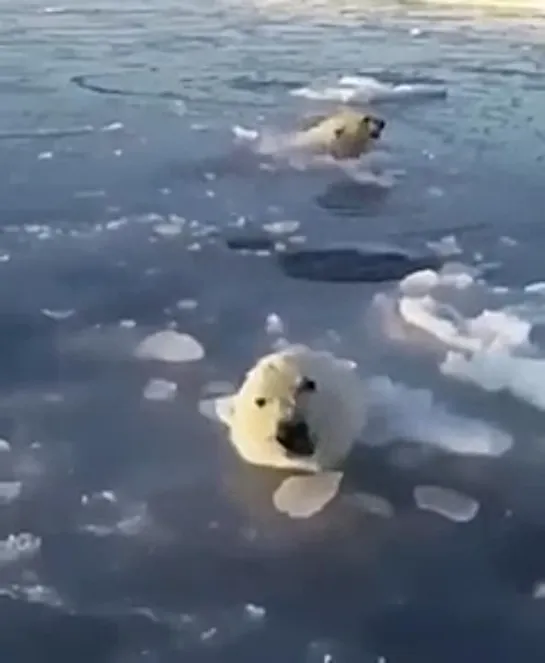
left=215, top=395, right=235, bottom=425
left=272, top=472, right=344, bottom=519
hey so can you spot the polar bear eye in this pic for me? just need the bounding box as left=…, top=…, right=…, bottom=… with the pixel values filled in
left=334, top=127, right=345, bottom=139
left=254, top=397, right=267, bottom=408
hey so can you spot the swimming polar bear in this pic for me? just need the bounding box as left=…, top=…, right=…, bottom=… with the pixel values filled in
left=214, top=345, right=368, bottom=517
left=289, top=108, right=386, bottom=160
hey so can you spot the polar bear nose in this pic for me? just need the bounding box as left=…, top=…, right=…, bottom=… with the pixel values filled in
left=276, top=419, right=315, bottom=457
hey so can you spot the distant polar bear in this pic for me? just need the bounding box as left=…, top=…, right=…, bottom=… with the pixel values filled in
left=289, top=107, right=386, bottom=160
left=216, top=345, right=368, bottom=474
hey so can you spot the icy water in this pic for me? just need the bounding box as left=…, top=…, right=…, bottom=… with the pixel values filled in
left=1, top=0, right=545, bottom=661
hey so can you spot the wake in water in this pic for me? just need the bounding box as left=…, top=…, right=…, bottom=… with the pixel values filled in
left=231, top=74, right=446, bottom=185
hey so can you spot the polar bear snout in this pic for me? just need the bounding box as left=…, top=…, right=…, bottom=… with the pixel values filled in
left=275, top=418, right=315, bottom=457
left=366, top=115, right=386, bottom=139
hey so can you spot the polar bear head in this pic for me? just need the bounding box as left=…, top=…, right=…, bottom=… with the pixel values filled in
left=216, top=345, right=368, bottom=474
left=295, top=108, right=386, bottom=160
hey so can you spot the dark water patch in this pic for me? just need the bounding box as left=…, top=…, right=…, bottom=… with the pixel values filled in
left=71, top=74, right=185, bottom=101
left=229, top=75, right=305, bottom=94
left=277, top=245, right=442, bottom=283
left=225, top=232, right=275, bottom=252
left=0, top=597, right=120, bottom=663
left=315, top=179, right=391, bottom=217
left=455, top=64, right=544, bottom=82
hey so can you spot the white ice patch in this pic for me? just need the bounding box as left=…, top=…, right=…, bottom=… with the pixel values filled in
left=41, top=308, right=75, bottom=320
left=525, top=282, right=545, bottom=295
left=414, top=485, right=480, bottom=523
left=232, top=125, right=259, bottom=141
left=0, top=581, right=64, bottom=607
left=101, top=121, right=123, bottom=132
left=0, top=481, right=22, bottom=503
left=265, top=313, right=284, bottom=335
left=263, top=221, right=300, bottom=235
left=533, top=581, right=545, bottom=599
left=290, top=75, right=447, bottom=104
left=153, top=222, right=184, bottom=237
left=135, top=330, right=204, bottom=363
left=442, top=351, right=545, bottom=411
left=81, top=496, right=150, bottom=538
left=273, top=472, right=344, bottom=518
left=0, top=533, right=41, bottom=565
left=143, top=378, right=178, bottom=402
left=345, top=492, right=395, bottom=518
left=426, top=235, right=463, bottom=257
left=176, top=298, right=198, bottom=310
left=367, top=376, right=513, bottom=456
left=372, top=263, right=545, bottom=412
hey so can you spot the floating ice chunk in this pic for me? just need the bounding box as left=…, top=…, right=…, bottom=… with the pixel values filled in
left=41, top=309, right=75, bottom=320
left=100, top=490, right=117, bottom=503
left=399, top=269, right=440, bottom=296
left=442, top=351, right=545, bottom=412
left=0, top=439, right=10, bottom=452
left=263, top=221, right=300, bottom=235
left=427, top=235, right=462, bottom=257
left=0, top=533, right=41, bottom=565
left=525, top=282, right=545, bottom=295
left=0, top=482, right=22, bottom=503
left=232, top=125, right=259, bottom=141
left=468, top=310, right=531, bottom=352
left=135, top=330, right=204, bottom=363
left=244, top=603, right=266, bottom=621
left=414, top=485, right=480, bottom=523
left=37, top=151, right=53, bottom=160
left=346, top=492, right=394, bottom=518
left=119, top=319, right=136, bottom=328
left=176, top=298, right=198, bottom=310
left=399, top=296, right=479, bottom=352
left=20, top=583, right=63, bottom=607
left=200, top=627, right=218, bottom=641
left=143, top=378, right=178, bottom=402
left=291, top=75, right=447, bottom=104
left=367, top=376, right=513, bottom=456
left=83, top=503, right=149, bottom=537
left=101, top=122, right=123, bottom=132
left=265, top=313, right=284, bottom=335
left=154, top=223, right=183, bottom=237
left=273, top=472, right=344, bottom=518
left=533, top=582, right=545, bottom=599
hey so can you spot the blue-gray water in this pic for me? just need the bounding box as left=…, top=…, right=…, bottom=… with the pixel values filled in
left=1, top=1, right=545, bottom=661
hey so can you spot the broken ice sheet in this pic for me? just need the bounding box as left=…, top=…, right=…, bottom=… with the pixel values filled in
left=273, top=472, right=343, bottom=518
left=135, top=330, right=204, bottom=362
left=143, top=378, right=177, bottom=401
left=414, top=485, right=480, bottom=523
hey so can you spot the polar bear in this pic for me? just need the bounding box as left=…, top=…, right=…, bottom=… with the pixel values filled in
left=213, top=345, right=368, bottom=517
left=289, top=108, right=386, bottom=160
